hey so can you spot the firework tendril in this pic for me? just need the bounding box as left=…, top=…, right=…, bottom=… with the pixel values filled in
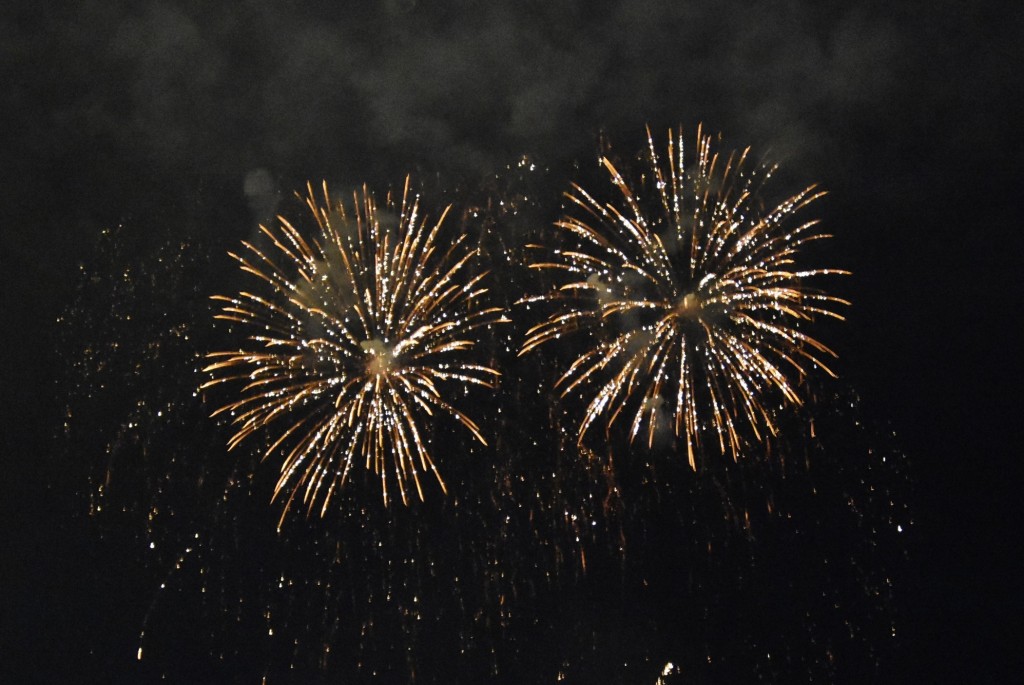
left=202, top=179, right=507, bottom=521
left=521, top=126, right=848, bottom=468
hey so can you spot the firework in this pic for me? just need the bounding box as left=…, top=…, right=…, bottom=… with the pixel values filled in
left=521, top=126, right=848, bottom=467
left=202, top=179, right=506, bottom=519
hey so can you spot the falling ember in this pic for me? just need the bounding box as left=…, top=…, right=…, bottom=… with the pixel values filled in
left=201, top=178, right=507, bottom=521
left=521, top=126, right=849, bottom=468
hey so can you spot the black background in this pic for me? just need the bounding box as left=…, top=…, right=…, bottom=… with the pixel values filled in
left=3, top=1, right=1022, bottom=682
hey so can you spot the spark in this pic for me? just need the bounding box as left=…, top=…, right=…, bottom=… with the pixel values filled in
left=202, top=178, right=507, bottom=521
left=521, top=126, right=848, bottom=468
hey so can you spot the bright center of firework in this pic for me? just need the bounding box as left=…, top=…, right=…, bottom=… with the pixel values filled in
left=360, top=338, right=396, bottom=375
left=675, top=292, right=702, bottom=319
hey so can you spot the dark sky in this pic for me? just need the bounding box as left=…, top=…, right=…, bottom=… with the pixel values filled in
left=3, top=1, right=1022, bottom=682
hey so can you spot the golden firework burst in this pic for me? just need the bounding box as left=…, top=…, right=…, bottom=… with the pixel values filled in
left=202, top=179, right=507, bottom=520
left=521, top=126, right=848, bottom=468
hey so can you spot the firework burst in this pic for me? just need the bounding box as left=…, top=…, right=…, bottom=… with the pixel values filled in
left=202, top=179, right=506, bottom=519
left=521, top=126, right=848, bottom=468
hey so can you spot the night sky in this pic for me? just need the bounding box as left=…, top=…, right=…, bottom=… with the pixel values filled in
left=2, top=1, right=1022, bottom=682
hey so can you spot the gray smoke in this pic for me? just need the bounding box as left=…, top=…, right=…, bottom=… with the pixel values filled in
left=5, top=1, right=935, bottom=184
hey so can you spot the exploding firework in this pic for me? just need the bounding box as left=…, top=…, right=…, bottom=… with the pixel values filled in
left=202, top=179, right=506, bottom=519
left=521, top=126, right=848, bottom=467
